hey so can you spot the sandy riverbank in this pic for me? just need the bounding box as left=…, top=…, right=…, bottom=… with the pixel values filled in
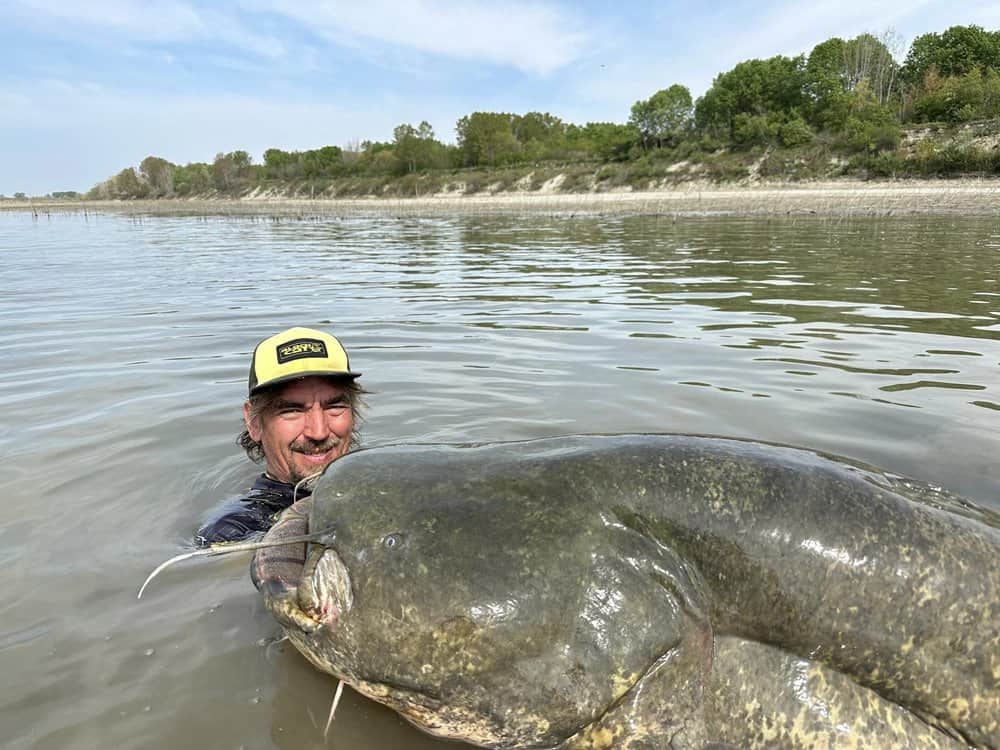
left=5, top=179, right=999, bottom=217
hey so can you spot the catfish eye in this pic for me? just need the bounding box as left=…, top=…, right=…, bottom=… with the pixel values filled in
left=383, top=533, right=403, bottom=550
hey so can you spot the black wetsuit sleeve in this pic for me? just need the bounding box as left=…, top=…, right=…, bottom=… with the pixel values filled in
left=195, top=479, right=298, bottom=547
left=196, top=509, right=267, bottom=546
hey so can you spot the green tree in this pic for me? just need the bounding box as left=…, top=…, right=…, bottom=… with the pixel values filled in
left=263, top=148, right=300, bottom=179
left=352, top=141, right=395, bottom=174
left=841, top=32, right=901, bottom=105
left=112, top=167, right=146, bottom=198
left=695, top=55, right=808, bottom=138
left=392, top=121, right=446, bottom=173
left=172, top=163, right=212, bottom=195
left=805, top=37, right=854, bottom=130
left=843, top=82, right=901, bottom=153
left=139, top=155, right=175, bottom=197
left=211, top=150, right=253, bottom=191
left=510, top=112, right=567, bottom=159
left=902, top=25, right=1000, bottom=87
left=913, top=67, right=1000, bottom=122
left=731, top=113, right=781, bottom=146
left=806, top=33, right=901, bottom=130
left=629, top=85, right=693, bottom=149
left=512, top=112, right=563, bottom=141
left=777, top=116, right=815, bottom=147
left=301, top=146, right=344, bottom=178
left=566, top=122, right=639, bottom=161
left=456, top=112, right=521, bottom=166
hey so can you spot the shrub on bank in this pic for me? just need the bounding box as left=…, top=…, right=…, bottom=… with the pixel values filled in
left=858, top=143, right=1000, bottom=178
left=80, top=116, right=1000, bottom=202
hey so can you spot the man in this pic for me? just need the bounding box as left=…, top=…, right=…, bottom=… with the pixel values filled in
left=197, top=326, right=364, bottom=545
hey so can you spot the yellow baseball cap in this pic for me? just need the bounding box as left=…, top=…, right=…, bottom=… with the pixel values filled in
left=248, top=327, right=360, bottom=394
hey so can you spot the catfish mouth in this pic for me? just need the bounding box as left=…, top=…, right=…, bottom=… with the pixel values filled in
left=260, top=544, right=353, bottom=634
left=299, top=545, right=354, bottom=625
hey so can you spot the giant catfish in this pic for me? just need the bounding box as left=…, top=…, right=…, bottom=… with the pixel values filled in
left=253, top=434, right=999, bottom=749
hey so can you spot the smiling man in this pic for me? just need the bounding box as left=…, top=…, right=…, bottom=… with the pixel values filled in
left=197, top=327, right=364, bottom=546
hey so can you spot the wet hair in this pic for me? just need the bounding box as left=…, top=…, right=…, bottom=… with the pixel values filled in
left=237, top=378, right=367, bottom=463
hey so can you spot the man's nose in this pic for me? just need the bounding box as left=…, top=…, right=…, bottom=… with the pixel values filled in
left=302, top=405, right=330, bottom=439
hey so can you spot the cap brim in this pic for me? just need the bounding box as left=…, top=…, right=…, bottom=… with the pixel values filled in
left=249, top=370, right=362, bottom=395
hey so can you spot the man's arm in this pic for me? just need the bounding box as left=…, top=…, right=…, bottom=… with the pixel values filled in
left=251, top=497, right=312, bottom=594
left=196, top=500, right=280, bottom=546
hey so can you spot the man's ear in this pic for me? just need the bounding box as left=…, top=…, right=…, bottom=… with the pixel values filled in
left=244, top=401, right=262, bottom=441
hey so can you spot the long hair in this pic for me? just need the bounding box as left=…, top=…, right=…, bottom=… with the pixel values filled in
left=237, top=379, right=368, bottom=462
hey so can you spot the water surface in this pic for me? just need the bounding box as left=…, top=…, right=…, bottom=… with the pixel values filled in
left=1, top=211, right=997, bottom=749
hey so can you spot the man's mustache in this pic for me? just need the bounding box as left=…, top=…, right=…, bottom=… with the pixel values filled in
left=291, top=438, right=340, bottom=455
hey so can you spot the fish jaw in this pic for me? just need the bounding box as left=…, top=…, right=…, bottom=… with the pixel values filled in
left=296, top=545, right=354, bottom=629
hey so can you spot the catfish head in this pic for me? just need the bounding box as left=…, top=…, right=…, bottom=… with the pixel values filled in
left=253, top=443, right=709, bottom=749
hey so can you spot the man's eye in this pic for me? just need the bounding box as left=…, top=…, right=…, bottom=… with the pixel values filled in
left=325, top=403, right=348, bottom=413
left=278, top=408, right=303, bottom=417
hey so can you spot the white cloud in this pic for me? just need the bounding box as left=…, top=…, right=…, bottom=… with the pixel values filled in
left=696, top=0, right=1000, bottom=98
left=261, top=0, right=590, bottom=75
left=12, top=0, right=207, bottom=37
left=573, top=0, right=953, bottom=111
left=563, top=0, right=1000, bottom=120
left=9, top=0, right=287, bottom=57
left=10, top=0, right=590, bottom=72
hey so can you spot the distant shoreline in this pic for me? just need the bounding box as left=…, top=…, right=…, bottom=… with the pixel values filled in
left=5, top=178, right=1000, bottom=217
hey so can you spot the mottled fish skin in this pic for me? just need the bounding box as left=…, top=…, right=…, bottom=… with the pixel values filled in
left=703, top=637, right=965, bottom=750
left=253, top=434, right=999, bottom=750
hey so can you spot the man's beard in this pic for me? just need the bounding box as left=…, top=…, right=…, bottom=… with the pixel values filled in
left=287, top=438, right=343, bottom=486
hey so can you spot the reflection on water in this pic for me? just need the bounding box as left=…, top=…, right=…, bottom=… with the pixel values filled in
left=0, top=211, right=997, bottom=750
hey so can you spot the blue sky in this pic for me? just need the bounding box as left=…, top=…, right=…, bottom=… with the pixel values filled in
left=2, top=0, right=998, bottom=196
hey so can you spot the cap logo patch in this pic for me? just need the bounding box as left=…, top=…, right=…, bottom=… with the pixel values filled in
left=276, top=338, right=328, bottom=364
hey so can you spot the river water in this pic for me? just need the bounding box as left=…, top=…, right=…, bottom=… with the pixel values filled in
left=1, top=210, right=997, bottom=749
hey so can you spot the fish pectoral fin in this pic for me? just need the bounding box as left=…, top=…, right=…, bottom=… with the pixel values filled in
left=703, top=637, right=967, bottom=749
left=562, top=623, right=714, bottom=750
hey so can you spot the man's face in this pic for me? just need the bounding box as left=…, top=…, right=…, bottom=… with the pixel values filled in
left=245, top=376, right=355, bottom=485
